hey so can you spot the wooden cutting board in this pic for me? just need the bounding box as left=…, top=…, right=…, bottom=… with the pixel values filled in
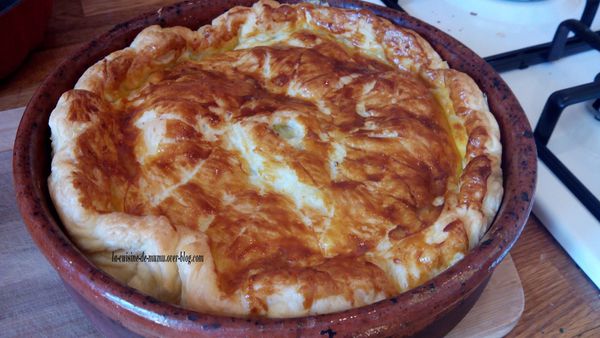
left=0, top=107, right=524, bottom=337
left=446, top=254, right=524, bottom=338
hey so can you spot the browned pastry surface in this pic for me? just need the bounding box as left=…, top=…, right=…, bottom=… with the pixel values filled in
left=48, top=0, right=502, bottom=318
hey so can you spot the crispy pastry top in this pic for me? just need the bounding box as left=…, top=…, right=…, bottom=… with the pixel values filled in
left=48, top=0, right=502, bottom=318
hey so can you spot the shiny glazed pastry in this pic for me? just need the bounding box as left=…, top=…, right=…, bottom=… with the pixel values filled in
left=48, top=0, right=503, bottom=318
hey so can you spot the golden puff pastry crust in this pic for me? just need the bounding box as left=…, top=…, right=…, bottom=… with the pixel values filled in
left=48, top=0, right=502, bottom=318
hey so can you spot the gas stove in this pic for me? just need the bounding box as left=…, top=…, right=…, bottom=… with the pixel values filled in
left=366, top=0, right=600, bottom=287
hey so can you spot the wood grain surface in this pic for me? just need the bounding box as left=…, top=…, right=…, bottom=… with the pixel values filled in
left=0, top=0, right=598, bottom=337
left=447, top=255, right=524, bottom=338
left=0, top=149, right=99, bottom=337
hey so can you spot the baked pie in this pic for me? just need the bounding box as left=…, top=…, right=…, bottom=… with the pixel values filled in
left=48, top=0, right=503, bottom=318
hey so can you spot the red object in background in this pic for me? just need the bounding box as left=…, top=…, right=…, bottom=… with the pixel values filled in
left=0, top=0, right=53, bottom=79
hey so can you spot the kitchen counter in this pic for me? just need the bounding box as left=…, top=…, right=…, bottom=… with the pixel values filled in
left=0, top=0, right=598, bottom=336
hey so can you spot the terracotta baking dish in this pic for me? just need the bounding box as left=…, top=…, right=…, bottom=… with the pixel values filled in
left=13, top=0, right=536, bottom=336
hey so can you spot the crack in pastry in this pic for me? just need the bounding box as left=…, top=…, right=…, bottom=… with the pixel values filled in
left=48, top=0, right=502, bottom=318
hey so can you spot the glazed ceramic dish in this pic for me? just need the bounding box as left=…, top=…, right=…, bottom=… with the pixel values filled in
left=47, top=0, right=504, bottom=319
left=13, top=0, right=536, bottom=336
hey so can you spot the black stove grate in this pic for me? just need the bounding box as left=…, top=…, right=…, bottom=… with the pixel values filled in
left=484, top=28, right=600, bottom=72
left=380, top=0, right=403, bottom=12
left=483, top=0, right=600, bottom=71
left=533, top=75, right=600, bottom=222
left=485, top=0, right=600, bottom=222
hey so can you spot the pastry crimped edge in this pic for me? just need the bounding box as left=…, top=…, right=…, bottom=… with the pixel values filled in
left=48, top=0, right=503, bottom=318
